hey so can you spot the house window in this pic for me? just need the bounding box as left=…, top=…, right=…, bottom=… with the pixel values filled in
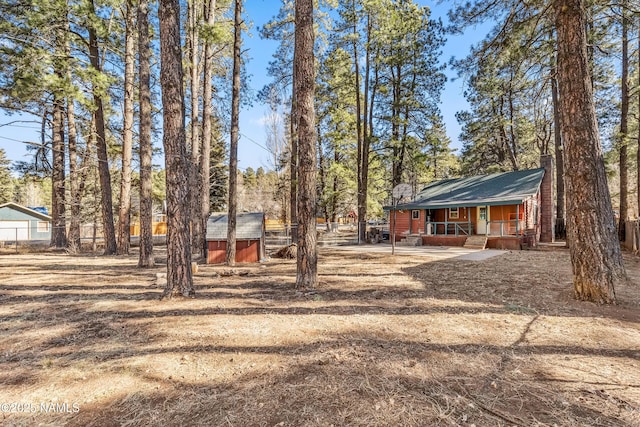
left=411, top=210, right=420, bottom=220
left=449, top=207, right=459, bottom=219
left=37, top=221, right=49, bottom=232
left=479, top=207, right=487, bottom=221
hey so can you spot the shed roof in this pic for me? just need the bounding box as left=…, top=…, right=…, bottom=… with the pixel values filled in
left=206, top=212, right=264, bottom=240
left=388, top=168, right=545, bottom=210
left=0, top=202, right=52, bottom=221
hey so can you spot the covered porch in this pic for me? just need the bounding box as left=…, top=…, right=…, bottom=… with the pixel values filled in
left=391, top=202, right=530, bottom=237
left=388, top=200, right=538, bottom=250
left=421, top=204, right=527, bottom=237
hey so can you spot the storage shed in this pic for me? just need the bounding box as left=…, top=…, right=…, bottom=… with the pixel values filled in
left=0, top=202, right=52, bottom=242
left=206, top=212, right=266, bottom=264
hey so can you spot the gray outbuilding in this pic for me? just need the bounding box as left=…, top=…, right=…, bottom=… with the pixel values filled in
left=0, top=202, right=52, bottom=242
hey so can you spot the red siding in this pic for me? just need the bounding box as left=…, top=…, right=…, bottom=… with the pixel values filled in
left=207, top=240, right=227, bottom=264
left=390, top=210, right=411, bottom=238
left=207, top=240, right=260, bottom=264
left=422, top=236, right=467, bottom=246
left=236, top=240, right=260, bottom=263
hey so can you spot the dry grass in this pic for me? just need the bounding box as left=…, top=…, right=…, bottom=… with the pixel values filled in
left=0, top=246, right=639, bottom=426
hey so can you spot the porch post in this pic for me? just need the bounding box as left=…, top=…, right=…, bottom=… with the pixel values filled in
left=516, top=204, right=520, bottom=235
left=485, top=205, right=489, bottom=236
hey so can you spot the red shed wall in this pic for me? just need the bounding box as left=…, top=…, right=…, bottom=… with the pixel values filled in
left=207, top=240, right=260, bottom=264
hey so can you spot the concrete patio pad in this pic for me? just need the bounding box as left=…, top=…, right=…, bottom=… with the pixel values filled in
left=329, top=244, right=508, bottom=261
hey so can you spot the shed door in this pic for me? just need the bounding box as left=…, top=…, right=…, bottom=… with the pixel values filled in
left=0, top=221, right=29, bottom=241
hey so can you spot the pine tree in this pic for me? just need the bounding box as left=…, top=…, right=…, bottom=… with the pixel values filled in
left=0, top=149, right=13, bottom=204
left=117, top=0, right=136, bottom=255
left=200, top=0, right=218, bottom=255
left=294, top=0, right=317, bottom=288
left=159, top=0, right=194, bottom=297
left=554, top=0, right=625, bottom=303
left=226, top=0, right=243, bottom=267
left=209, top=120, right=228, bottom=212
left=138, top=0, right=154, bottom=268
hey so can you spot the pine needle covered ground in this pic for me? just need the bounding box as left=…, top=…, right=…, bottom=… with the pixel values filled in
left=0, top=246, right=639, bottom=426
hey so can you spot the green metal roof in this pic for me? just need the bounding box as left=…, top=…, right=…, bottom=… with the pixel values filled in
left=387, top=168, right=545, bottom=210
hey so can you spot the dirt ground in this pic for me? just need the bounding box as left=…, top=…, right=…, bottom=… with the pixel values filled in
left=0, top=244, right=639, bottom=426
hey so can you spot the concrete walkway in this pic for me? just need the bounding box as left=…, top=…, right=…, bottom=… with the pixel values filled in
left=329, top=243, right=508, bottom=261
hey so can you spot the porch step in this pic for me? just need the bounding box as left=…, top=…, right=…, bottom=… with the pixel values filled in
left=398, top=235, right=422, bottom=247
left=464, top=235, right=487, bottom=250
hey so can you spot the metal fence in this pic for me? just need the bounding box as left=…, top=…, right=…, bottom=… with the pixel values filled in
left=264, top=223, right=360, bottom=249
left=0, top=225, right=53, bottom=252
left=0, top=221, right=363, bottom=253
left=0, top=223, right=146, bottom=252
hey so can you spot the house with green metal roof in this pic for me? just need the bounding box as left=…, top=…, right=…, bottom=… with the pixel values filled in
left=387, top=156, right=554, bottom=249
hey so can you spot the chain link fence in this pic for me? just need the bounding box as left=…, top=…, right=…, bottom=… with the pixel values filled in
left=0, top=221, right=368, bottom=254
left=0, top=223, right=168, bottom=253
left=265, top=222, right=362, bottom=250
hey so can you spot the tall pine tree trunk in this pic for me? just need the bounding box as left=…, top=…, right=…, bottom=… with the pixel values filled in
left=618, top=1, right=629, bottom=240
left=637, top=21, right=640, bottom=217
left=554, top=0, right=625, bottom=303
left=67, top=96, right=84, bottom=251
left=290, top=81, right=298, bottom=243
left=50, top=21, right=67, bottom=249
left=317, top=131, right=328, bottom=228
left=551, top=65, right=565, bottom=237
left=117, top=0, right=136, bottom=255
left=65, top=14, right=84, bottom=252
left=159, top=0, right=193, bottom=296
left=352, top=0, right=366, bottom=243
left=189, top=0, right=203, bottom=256
left=50, top=96, right=67, bottom=248
left=201, top=0, right=217, bottom=258
left=88, top=0, right=117, bottom=255
left=226, top=0, right=241, bottom=266
left=294, top=0, right=317, bottom=288
left=361, top=12, right=372, bottom=245
left=138, top=0, right=154, bottom=267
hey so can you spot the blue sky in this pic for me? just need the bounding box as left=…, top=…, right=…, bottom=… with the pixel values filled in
left=0, top=0, right=492, bottom=171
left=237, top=0, right=492, bottom=170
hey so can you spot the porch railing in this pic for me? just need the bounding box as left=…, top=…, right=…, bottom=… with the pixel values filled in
left=486, top=219, right=526, bottom=236
left=425, top=220, right=525, bottom=237
left=428, top=222, right=473, bottom=236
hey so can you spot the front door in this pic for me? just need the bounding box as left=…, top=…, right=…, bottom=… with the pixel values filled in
left=410, top=210, right=422, bottom=234
left=476, top=206, right=489, bottom=235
